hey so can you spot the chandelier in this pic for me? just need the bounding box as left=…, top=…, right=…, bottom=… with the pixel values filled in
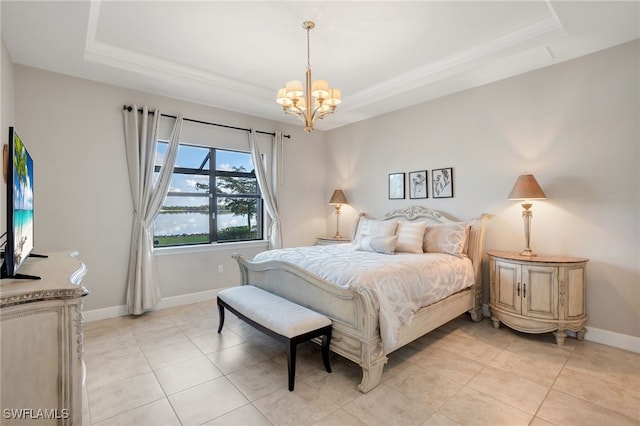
left=276, top=21, right=341, bottom=132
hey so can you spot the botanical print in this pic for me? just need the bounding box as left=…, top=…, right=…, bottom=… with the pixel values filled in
left=432, top=168, right=453, bottom=198
left=409, top=171, right=427, bottom=199
left=388, top=173, right=405, bottom=199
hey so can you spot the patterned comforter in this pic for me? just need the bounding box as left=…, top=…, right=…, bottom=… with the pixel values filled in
left=252, top=243, right=475, bottom=352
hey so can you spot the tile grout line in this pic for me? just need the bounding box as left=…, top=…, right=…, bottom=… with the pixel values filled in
left=83, top=302, right=640, bottom=426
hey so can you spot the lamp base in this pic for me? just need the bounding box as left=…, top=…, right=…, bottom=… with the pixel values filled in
left=519, top=248, right=537, bottom=257
left=333, top=204, right=343, bottom=240
left=520, top=203, right=536, bottom=257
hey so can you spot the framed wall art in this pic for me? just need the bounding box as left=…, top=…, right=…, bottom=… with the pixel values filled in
left=388, top=173, right=405, bottom=199
left=432, top=167, right=453, bottom=198
left=409, top=170, right=428, bottom=199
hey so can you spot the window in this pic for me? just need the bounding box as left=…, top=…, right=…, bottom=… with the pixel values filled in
left=153, top=142, right=262, bottom=247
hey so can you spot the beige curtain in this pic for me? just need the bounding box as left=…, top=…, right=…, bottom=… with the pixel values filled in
left=249, top=129, right=283, bottom=249
left=123, top=106, right=183, bottom=315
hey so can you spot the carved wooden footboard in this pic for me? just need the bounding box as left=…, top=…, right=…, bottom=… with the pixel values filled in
left=231, top=253, right=386, bottom=392
left=232, top=206, right=488, bottom=393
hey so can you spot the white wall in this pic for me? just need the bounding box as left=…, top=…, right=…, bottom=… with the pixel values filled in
left=7, top=37, right=638, bottom=346
left=1, top=36, right=15, bottom=238
left=326, top=40, right=640, bottom=340
left=12, top=65, right=327, bottom=311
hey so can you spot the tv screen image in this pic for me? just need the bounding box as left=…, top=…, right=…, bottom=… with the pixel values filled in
left=2, top=127, right=38, bottom=279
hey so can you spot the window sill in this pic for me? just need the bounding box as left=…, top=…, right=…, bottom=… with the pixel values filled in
left=153, top=240, right=269, bottom=256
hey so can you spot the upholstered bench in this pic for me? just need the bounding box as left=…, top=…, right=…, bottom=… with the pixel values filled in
left=217, top=285, right=332, bottom=391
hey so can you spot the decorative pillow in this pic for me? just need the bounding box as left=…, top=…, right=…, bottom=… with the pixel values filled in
left=356, top=218, right=398, bottom=241
left=356, top=235, right=397, bottom=255
left=395, top=221, right=427, bottom=253
left=423, top=222, right=468, bottom=258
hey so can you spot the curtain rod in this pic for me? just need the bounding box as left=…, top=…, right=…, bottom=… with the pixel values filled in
left=123, top=105, right=290, bottom=139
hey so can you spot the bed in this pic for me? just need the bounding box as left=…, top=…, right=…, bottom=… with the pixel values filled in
left=232, top=206, right=488, bottom=392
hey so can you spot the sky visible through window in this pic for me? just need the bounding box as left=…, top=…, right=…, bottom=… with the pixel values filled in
left=155, top=142, right=254, bottom=207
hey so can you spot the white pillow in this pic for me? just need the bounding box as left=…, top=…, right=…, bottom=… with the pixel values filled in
left=356, top=235, right=397, bottom=255
left=395, top=221, right=427, bottom=253
left=423, top=222, right=468, bottom=258
left=356, top=218, right=398, bottom=241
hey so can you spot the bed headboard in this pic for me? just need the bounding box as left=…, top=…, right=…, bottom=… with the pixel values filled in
left=352, top=206, right=489, bottom=303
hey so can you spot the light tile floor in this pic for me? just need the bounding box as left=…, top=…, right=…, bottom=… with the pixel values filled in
left=83, top=300, right=640, bottom=426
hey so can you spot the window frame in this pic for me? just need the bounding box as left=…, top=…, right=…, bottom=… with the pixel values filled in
left=153, top=143, right=264, bottom=248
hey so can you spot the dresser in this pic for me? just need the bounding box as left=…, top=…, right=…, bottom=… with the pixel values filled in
left=488, top=250, right=588, bottom=346
left=1, top=252, right=88, bottom=425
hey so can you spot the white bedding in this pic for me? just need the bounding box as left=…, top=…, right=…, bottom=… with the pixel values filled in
left=252, top=243, right=475, bottom=352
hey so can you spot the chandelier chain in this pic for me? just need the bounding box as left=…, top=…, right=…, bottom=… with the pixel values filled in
left=307, top=25, right=311, bottom=70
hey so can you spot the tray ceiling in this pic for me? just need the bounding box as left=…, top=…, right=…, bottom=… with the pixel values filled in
left=2, top=1, right=638, bottom=131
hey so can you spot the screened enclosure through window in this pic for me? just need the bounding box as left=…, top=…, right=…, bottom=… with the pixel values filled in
left=153, top=142, right=262, bottom=247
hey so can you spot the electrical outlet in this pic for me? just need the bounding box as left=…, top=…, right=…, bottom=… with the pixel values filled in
left=217, top=265, right=224, bottom=273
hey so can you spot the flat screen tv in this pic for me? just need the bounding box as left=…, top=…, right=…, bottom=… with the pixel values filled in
left=2, top=127, right=40, bottom=279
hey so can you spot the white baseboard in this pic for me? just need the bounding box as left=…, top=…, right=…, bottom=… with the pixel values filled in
left=579, top=326, right=640, bottom=353
left=83, top=288, right=222, bottom=323
left=480, top=303, right=638, bottom=353
left=481, top=303, right=491, bottom=318
left=155, top=289, right=220, bottom=310
left=83, top=304, right=129, bottom=322
left=86, top=296, right=639, bottom=354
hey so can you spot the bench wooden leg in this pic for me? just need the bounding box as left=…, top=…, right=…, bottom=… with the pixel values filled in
left=322, top=329, right=332, bottom=373
left=217, top=298, right=225, bottom=333
left=287, top=340, right=297, bottom=391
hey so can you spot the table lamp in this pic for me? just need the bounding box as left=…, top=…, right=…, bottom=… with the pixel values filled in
left=328, top=189, right=348, bottom=239
left=508, top=174, right=546, bottom=256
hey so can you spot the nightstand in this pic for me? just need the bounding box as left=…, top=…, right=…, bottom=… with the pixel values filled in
left=316, top=236, right=351, bottom=245
left=488, top=250, right=588, bottom=346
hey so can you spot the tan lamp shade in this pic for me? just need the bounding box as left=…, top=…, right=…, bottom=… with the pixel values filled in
left=508, top=174, right=547, bottom=200
left=329, top=189, right=348, bottom=205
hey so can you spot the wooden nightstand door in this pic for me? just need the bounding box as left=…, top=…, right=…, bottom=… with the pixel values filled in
left=492, top=259, right=558, bottom=320
left=492, top=260, right=520, bottom=314
left=521, top=264, right=558, bottom=320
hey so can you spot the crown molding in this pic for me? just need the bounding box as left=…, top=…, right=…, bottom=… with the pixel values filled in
left=84, top=1, right=273, bottom=102
left=343, top=11, right=565, bottom=111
